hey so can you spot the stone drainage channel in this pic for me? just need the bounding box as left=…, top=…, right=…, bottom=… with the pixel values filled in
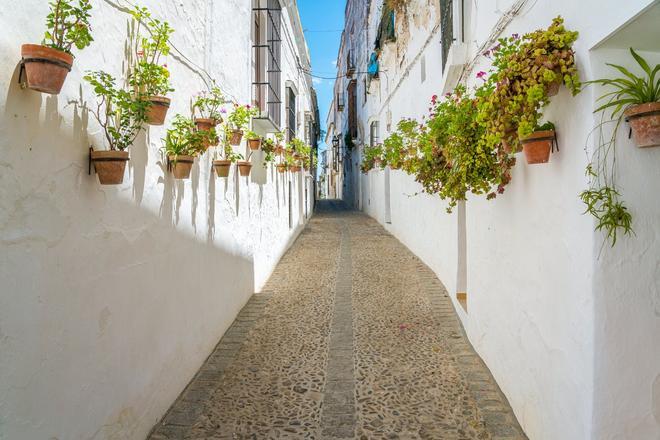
left=149, top=200, right=527, bottom=440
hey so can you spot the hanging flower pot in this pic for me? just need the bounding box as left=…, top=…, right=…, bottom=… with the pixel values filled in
left=520, top=130, right=555, bottom=164
left=20, top=44, right=74, bottom=95
left=91, top=150, right=129, bottom=185
left=168, top=155, right=194, bottom=179
left=230, top=129, right=243, bottom=146
left=276, top=164, right=287, bottom=174
left=248, top=138, right=262, bottom=151
left=194, top=117, right=218, bottom=132
left=145, top=96, right=171, bottom=126
left=501, top=129, right=522, bottom=153
left=546, top=70, right=563, bottom=97
left=624, top=102, right=660, bottom=148
left=237, top=161, right=253, bottom=177
left=290, top=165, right=302, bottom=173
left=213, top=159, right=232, bottom=178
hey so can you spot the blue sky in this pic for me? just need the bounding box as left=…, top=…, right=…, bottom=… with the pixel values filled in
left=297, top=0, right=346, bottom=152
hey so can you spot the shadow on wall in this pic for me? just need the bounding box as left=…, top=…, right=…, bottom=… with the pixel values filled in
left=0, top=65, right=257, bottom=440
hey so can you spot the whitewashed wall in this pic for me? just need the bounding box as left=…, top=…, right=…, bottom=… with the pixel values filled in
left=0, top=0, right=315, bottom=439
left=347, top=0, right=660, bottom=439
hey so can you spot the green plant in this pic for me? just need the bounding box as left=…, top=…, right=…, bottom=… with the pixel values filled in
left=588, top=48, right=660, bottom=117
left=162, top=115, right=207, bottom=157
left=227, top=104, right=258, bottom=131
left=192, top=86, right=225, bottom=120
left=43, top=0, right=93, bottom=54
left=129, top=6, right=174, bottom=97
left=261, top=138, right=277, bottom=164
left=361, top=144, right=383, bottom=173
left=344, top=132, right=355, bottom=150
left=84, top=71, right=149, bottom=151
left=477, top=16, right=580, bottom=151
left=535, top=121, right=556, bottom=132
left=245, top=130, right=260, bottom=141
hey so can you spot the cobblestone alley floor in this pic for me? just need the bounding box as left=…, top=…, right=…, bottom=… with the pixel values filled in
left=149, top=200, right=527, bottom=440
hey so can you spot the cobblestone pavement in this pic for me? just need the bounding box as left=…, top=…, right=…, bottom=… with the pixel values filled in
left=149, top=200, right=527, bottom=440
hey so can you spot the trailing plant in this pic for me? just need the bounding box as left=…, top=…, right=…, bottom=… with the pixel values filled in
left=588, top=48, right=660, bottom=117
left=162, top=115, right=207, bottom=157
left=129, top=6, right=174, bottom=97
left=84, top=71, right=149, bottom=151
left=261, top=138, right=277, bottom=164
left=43, top=0, right=93, bottom=54
left=344, top=132, right=355, bottom=150
left=361, top=144, right=383, bottom=173
left=192, top=86, right=225, bottom=121
left=477, top=16, right=580, bottom=152
left=578, top=48, right=659, bottom=246
left=227, top=104, right=258, bottom=131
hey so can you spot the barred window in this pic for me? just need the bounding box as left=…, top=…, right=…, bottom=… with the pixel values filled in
left=370, top=121, right=380, bottom=147
left=252, top=0, right=282, bottom=128
left=440, top=0, right=454, bottom=71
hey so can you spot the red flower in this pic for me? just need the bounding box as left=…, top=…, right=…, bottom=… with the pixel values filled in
left=476, top=71, right=487, bottom=79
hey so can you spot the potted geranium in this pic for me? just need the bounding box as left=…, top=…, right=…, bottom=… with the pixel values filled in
left=245, top=130, right=262, bottom=151
left=192, top=86, right=224, bottom=133
left=163, top=115, right=206, bottom=179
left=226, top=104, right=257, bottom=146
left=21, top=0, right=93, bottom=94
left=129, top=6, right=174, bottom=126
left=520, top=121, right=556, bottom=164
left=84, top=71, right=148, bottom=185
left=212, top=126, right=241, bottom=178
left=589, top=48, right=659, bottom=148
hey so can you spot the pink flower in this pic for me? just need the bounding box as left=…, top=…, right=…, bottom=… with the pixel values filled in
left=483, top=50, right=491, bottom=58
left=476, top=71, right=487, bottom=82
left=163, top=64, right=168, bottom=68
left=246, top=104, right=251, bottom=109
left=511, top=33, right=519, bottom=40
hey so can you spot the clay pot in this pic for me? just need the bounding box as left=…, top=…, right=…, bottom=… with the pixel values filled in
left=237, top=161, right=253, bottom=177
left=168, top=155, right=194, bottom=179
left=276, top=164, right=287, bottom=174
left=546, top=79, right=561, bottom=97
left=91, top=150, right=129, bottom=185
left=624, top=102, right=660, bottom=148
left=21, top=44, right=74, bottom=95
left=290, top=165, right=301, bottom=173
left=230, top=130, right=243, bottom=146
left=275, top=145, right=285, bottom=155
left=248, top=138, right=261, bottom=151
left=194, top=117, right=218, bottom=132
left=520, top=130, right=555, bottom=164
left=145, top=96, right=171, bottom=126
left=213, top=160, right=232, bottom=178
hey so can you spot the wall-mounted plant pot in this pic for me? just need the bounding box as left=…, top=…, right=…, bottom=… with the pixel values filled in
left=502, top=130, right=522, bottom=153
left=624, top=102, right=660, bottom=148
left=213, top=160, right=232, bottom=178
left=145, top=96, right=171, bottom=126
left=20, top=44, right=73, bottom=95
left=230, top=130, right=243, bottom=146
left=168, top=155, right=194, bottom=179
left=91, top=150, right=129, bottom=185
left=194, top=117, right=218, bottom=132
left=275, top=145, right=285, bottom=155
left=290, top=165, right=301, bottom=173
left=248, top=138, right=261, bottom=151
left=276, top=164, right=287, bottom=174
left=237, top=161, right=253, bottom=177
left=520, top=130, right=555, bottom=164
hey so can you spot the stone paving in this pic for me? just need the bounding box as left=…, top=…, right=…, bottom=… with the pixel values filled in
left=148, top=200, right=527, bottom=440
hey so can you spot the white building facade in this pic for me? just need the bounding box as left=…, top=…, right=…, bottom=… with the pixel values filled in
left=329, top=0, right=660, bottom=439
left=0, top=0, right=318, bottom=438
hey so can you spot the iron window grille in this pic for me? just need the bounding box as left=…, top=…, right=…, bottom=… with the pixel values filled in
left=347, top=80, right=358, bottom=139
left=252, top=0, right=282, bottom=128
left=286, top=87, right=296, bottom=142
left=370, top=121, right=380, bottom=147
left=440, top=0, right=454, bottom=72
left=336, top=92, right=345, bottom=111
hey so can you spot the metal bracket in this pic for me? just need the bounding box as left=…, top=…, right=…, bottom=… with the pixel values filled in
left=18, top=60, right=26, bottom=89
left=88, top=147, right=94, bottom=175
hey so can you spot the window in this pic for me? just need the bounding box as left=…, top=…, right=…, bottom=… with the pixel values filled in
left=347, top=80, right=357, bottom=139
left=252, top=0, right=282, bottom=128
left=286, top=87, right=296, bottom=141
left=375, top=4, right=396, bottom=50
left=370, top=121, right=380, bottom=147
left=440, top=0, right=454, bottom=71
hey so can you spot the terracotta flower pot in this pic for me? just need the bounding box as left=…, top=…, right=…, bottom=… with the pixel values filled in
left=276, top=164, right=287, bottom=174
left=237, top=161, right=253, bottom=177
left=290, top=165, right=301, bottom=173
left=275, top=145, right=285, bottom=155
left=168, top=155, right=194, bottom=179
left=194, top=117, right=218, bottom=132
left=501, top=129, right=521, bottom=153
left=213, top=160, right=232, bottom=178
left=624, top=102, right=660, bottom=148
left=91, top=150, right=129, bottom=185
left=230, top=130, right=243, bottom=146
left=145, top=96, right=171, bottom=126
left=520, top=130, right=555, bottom=164
left=248, top=138, right=261, bottom=151
left=21, top=44, right=74, bottom=95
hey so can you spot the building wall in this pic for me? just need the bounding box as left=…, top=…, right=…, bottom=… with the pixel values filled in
left=335, top=0, right=660, bottom=439
left=0, top=0, right=315, bottom=439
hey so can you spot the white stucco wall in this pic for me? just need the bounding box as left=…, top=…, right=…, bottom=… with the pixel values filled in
left=340, top=0, right=660, bottom=439
left=0, top=0, right=315, bottom=439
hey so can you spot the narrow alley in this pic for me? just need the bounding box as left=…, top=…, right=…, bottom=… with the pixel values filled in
left=149, top=201, right=526, bottom=439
